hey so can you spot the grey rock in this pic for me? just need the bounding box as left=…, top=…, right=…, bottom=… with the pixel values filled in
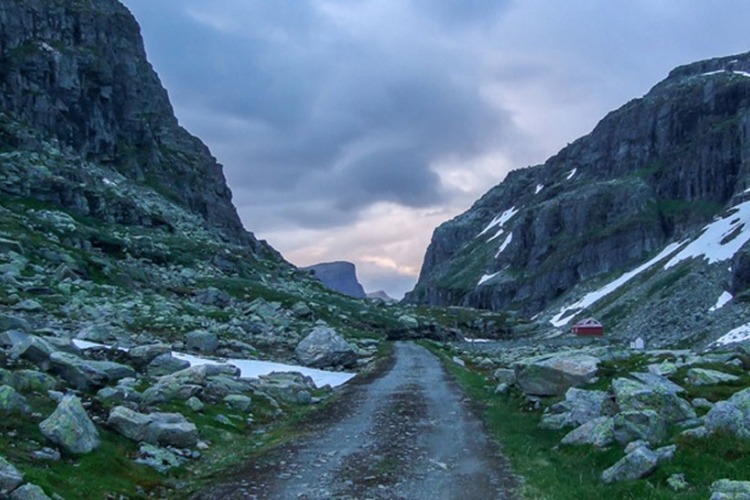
left=1, top=369, right=57, bottom=394
left=0, top=455, right=24, bottom=494
left=493, top=368, right=516, bottom=385
left=302, top=261, right=366, bottom=298
left=295, top=327, right=357, bottom=369
left=96, top=385, right=142, bottom=405
left=291, top=302, right=313, bottom=318
left=667, top=473, right=688, bottom=492
left=515, top=353, right=600, bottom=396
left=693, top=397, right=714, bottom=409
left=705, top=387, right=750, bottom=437
left=186, top=397, right=204, bottom=413
left=0, top=314, right=29, bottom=332
left=541, top=387, right=609, bottom=429
left=296, top=390, right=313, bottom=405
left=398, top=315, right=420, bottom=329
left=624, top=440, right=649, bottom=454
left=0, top=385, right=30, bottom=414
left=185, top=330, right=218, bottom=354
left=146, top=353, right=190, bottom=377
left=39, top=396, right=100, bottom=454
left=686, top=368, right=740, bottom=386
left=31, top=448, right=61, bottom=461
left=223, top=394, right=252, bottom=412
left=135, top=443, right=183, bottom=473
left=9, top=484, right=51, bottom=500
left=49, top=351, right=134, bottom=391
left=601, top=447, right=658, bottom=483
left=128, top=344, right=171, bottom=369
left=560, top=416, right=614, bottom=448
left=193, top=288, right=231, bottom=309
left=613, top=377, right=696, bottom=423
left=654, top=444, right=677, bottom=462
left=108, top=407, right=198, bottom=448
left=253, top=372, right=317, bottom=404
left=614, top=410, right=667, bottom=446
left=711, top=479, right=750, bottom=500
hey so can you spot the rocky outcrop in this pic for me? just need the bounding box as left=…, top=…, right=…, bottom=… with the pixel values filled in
left=303, top=262, right=366, bottom=298
left=515, top=353, right=600, bottom=396
left=39, top=395, right=100, bottom=454
left=295, top=327, right=357, bottom=369
left=0, top=0, right=253, bottom=245
left=407, top=51, right=750, bottom=321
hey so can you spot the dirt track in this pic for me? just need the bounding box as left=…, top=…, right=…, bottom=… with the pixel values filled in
left=194, top=342, right=516, bottom=500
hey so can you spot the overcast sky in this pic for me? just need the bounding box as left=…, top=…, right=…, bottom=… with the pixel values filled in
left=121, top=0, right=750, bottom=298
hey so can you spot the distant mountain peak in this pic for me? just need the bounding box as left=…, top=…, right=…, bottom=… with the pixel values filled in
left=302, top=261, right=367, bottom=298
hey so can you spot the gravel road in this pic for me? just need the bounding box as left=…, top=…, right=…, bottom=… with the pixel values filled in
left=194, top=342, right=517, bottom=500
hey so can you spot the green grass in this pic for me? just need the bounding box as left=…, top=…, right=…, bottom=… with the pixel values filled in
left=421, top=341, right=750, bottom=499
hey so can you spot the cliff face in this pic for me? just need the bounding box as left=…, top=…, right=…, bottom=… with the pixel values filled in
left=0, top=0, right=249, bottom=244
left=302, top=262, right=367, bottom=299
left=407, top=52, right=750, bottom=317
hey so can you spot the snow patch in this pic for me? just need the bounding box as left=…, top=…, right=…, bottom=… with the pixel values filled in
left=464, top=338, right=493, bottom=343
left=477, top=207, right=519, bottom=238
left=665, top=201, right=750, bottom=269
left=72, top=339, right=354, bottom=388
left=550, top=242, right=684, bottom=327
left=535, top=184, right=544, bottom=194
left=478, top=272, right=500, bottom=286
left=566, top=168, right=577, bottom=180
left=488, top=229, right=504, bottom=242
left=714, top=322, right=750, bottom=346
left=495, top=232, right=513, bottom=258
left=709, top=291, right=733, bottom=312
left=102, top=178, right=117, bottom=187
left=700, top=69, right=750, bottom=79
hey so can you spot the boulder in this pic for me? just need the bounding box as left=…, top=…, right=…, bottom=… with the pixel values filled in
left=613, top=410, right=667, bottom=446
left=705, top=388, right=750, bottom=437
left=686, top=368, right=740, bottom=386
left=515, top=353, right=600, bottom=396
left=398, top=315, right=419, bottom=329
left=97, top=385, right=142, bottom=405
left=1, top=370, right=56, bottom=393
left=39, top=396, right=100, bottom=454
left=295, top=327, right=357, bottom=368
left=612, top=377, right=696, bottom=423
left=253, top=372, right=318, bottom=404
left=0, top=385, right=30, bottom=414
left=0, top=314, right=29, bottom=333
left=223, top=394, right=252, bottom=412
left=9, top=483, right=51, bottom=500
left=146, top=353, right=190, bottom=377
left=186, top=397, right=205, bottom=412
left=185, top=330, right=218, bottom=353
left=49, top=352, right=134, bottom=391
left=560, top=416, right=614, bottom=448
left=710, top=479, right=750, bottom=500
left=0, top=455, right=24, bottom=494
left=654, top=444, right=677, bottom=462
left=108, top=407, right=198, bottom=448
left=141, top=382, right=201, bottom=406
left=128, top=344, right=171, bottom=369
left=10, top=336, right=59, bottom=367
left=493, top=368, right=516, bottom=385
left=601, top=447, right=658, bottom=483
left=541, top=387, right=609, bottom=429
left=291, top=302, right=313, bottom=318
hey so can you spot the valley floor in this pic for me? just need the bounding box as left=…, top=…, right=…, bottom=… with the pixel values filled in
left=194, top=342, right=517, bottom=500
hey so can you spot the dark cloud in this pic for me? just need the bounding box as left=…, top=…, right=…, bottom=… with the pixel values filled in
left=122, top=0, right=513, bottom=229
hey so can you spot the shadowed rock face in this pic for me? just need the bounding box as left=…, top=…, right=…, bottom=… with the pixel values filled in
left=407, top=51, right=750, bottom=316
left=303, top=261, right=367, bottom=298
left=0, top=0, right=249, bottom=245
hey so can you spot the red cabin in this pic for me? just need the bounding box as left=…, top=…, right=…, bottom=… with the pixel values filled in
left=572, top=318, right=604, bottom=336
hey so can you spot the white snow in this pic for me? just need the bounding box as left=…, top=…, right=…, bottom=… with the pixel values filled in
left=477, top=207, right=519, bottom=237
left=102, top=178, right=117, bottom=187
left=535, top=184, right=544, bottom=194
left=478, top=272, right=500, bottom=286
left=550, top=242, right=684, bottom=327
left=72, top=339, right=354, bottom=388
left=488, top=228, right=505, bottom=242
left=464, top=338, right=493, bottom=343
left=714, top=322, right=750, bottom=346
left=495, top=232, right=513, bottom=258
left=665, top=200, right=750, bottom=269
left=700, top=69, right=750, bottom=79
left=709, top=291, right=733, bottom=312
left=566, top=168, right=577, bottom=180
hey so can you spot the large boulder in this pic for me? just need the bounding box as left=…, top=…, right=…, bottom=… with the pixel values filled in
left=541, top=387, right=610, bottom=429
left=0, top=370, right=57, bottom=393
left=9, top=483, right=51, bottom=500
left=710, top=479, right=750, bottom=500
left=612, top=377, right=696, bottom=423
left=252, top=372, right=318, bottom=403
left=128, top=344, right=171, bottom=369
left=185, top=331, right=218, bottom=354
left=295, top=327, right=357, bottom=369
left=39, top=396, right=100, bottom=454
left=0, top=455, right=24, bottom=494
left=146, top=353, right=190, bottom=377
left=601, top=447, right=658, bottom=483
left=0, top=385, right=30, bottom=414
left=561, top=416, right=614, bottom=448
left=705, top=387, right=750, bottom=437
left=613, top=410, right=667, bottom=446
left=49, top=352, right=134, bottom=392
left=515, top=353, right=600, bottom=396
left=685, top=368, right=740, bottom=386
left=108, top=407, right=198, bottom=448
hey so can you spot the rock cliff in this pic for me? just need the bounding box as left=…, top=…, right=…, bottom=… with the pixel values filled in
left=0, top=0, right=251, bottom=245
left=302, top=261, right=367, bottom=298
left=407, top=51, right=750, bottom=325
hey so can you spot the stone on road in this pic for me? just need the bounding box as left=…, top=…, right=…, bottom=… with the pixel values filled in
left=194, top=342, right=516, bottom=500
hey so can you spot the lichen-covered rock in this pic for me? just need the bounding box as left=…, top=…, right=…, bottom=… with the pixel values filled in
left=295, top=327, right=357, bottom=369
left=49, top=351, right=134, bottom=391
left=253, top=372, right=318, bottom=404
left=614, top=410, right=667, bottom=446
left=223, top=394, right=252, bottom=412
left=146, top=353, right=190, bottom=377
left=9, top=483, right=52, bottom=500
left=685, top=368, right=740, bottom=386
left=186, top=397, right=205, bottom=413
left=493, top=368, right=516, bottom=385
left=705, top=388, right=750, bottom=437
left=561, top=416, right=614, bottom=448
left=601, top=447, right=658, bottom=483
left=0, top=385, right=30, bottom=415
left=541, top=387, right=609, bottom=429
left=515, top=353, right=600, bottom=396
left=0, top=455, right=24, bottom=494
left=108, top=407, right=198, bottom=448
left=613, top=377, right=695, bottom=423
left=128, top=344, right=171, bottom=369
left=185, top=330, right=218, bottom=353
left=710, top=479, right=750, bottom=500
left=39, top=396, right=100, bottom=454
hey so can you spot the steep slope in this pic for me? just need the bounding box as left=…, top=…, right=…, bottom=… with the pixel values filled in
left=0, top=0, right=251, bottom=245
left=407, top=51, right=750, bottom=346
left=302, top=261, right=367, bottom=298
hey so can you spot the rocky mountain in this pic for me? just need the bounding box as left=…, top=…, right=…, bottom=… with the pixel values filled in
left=407, top=51, right=750, bottom=347
left=302, top=261, right=367, bottom=299
left=0, top=0, right=258, bottom=247
left=367, top=290, right=397, bottom=302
